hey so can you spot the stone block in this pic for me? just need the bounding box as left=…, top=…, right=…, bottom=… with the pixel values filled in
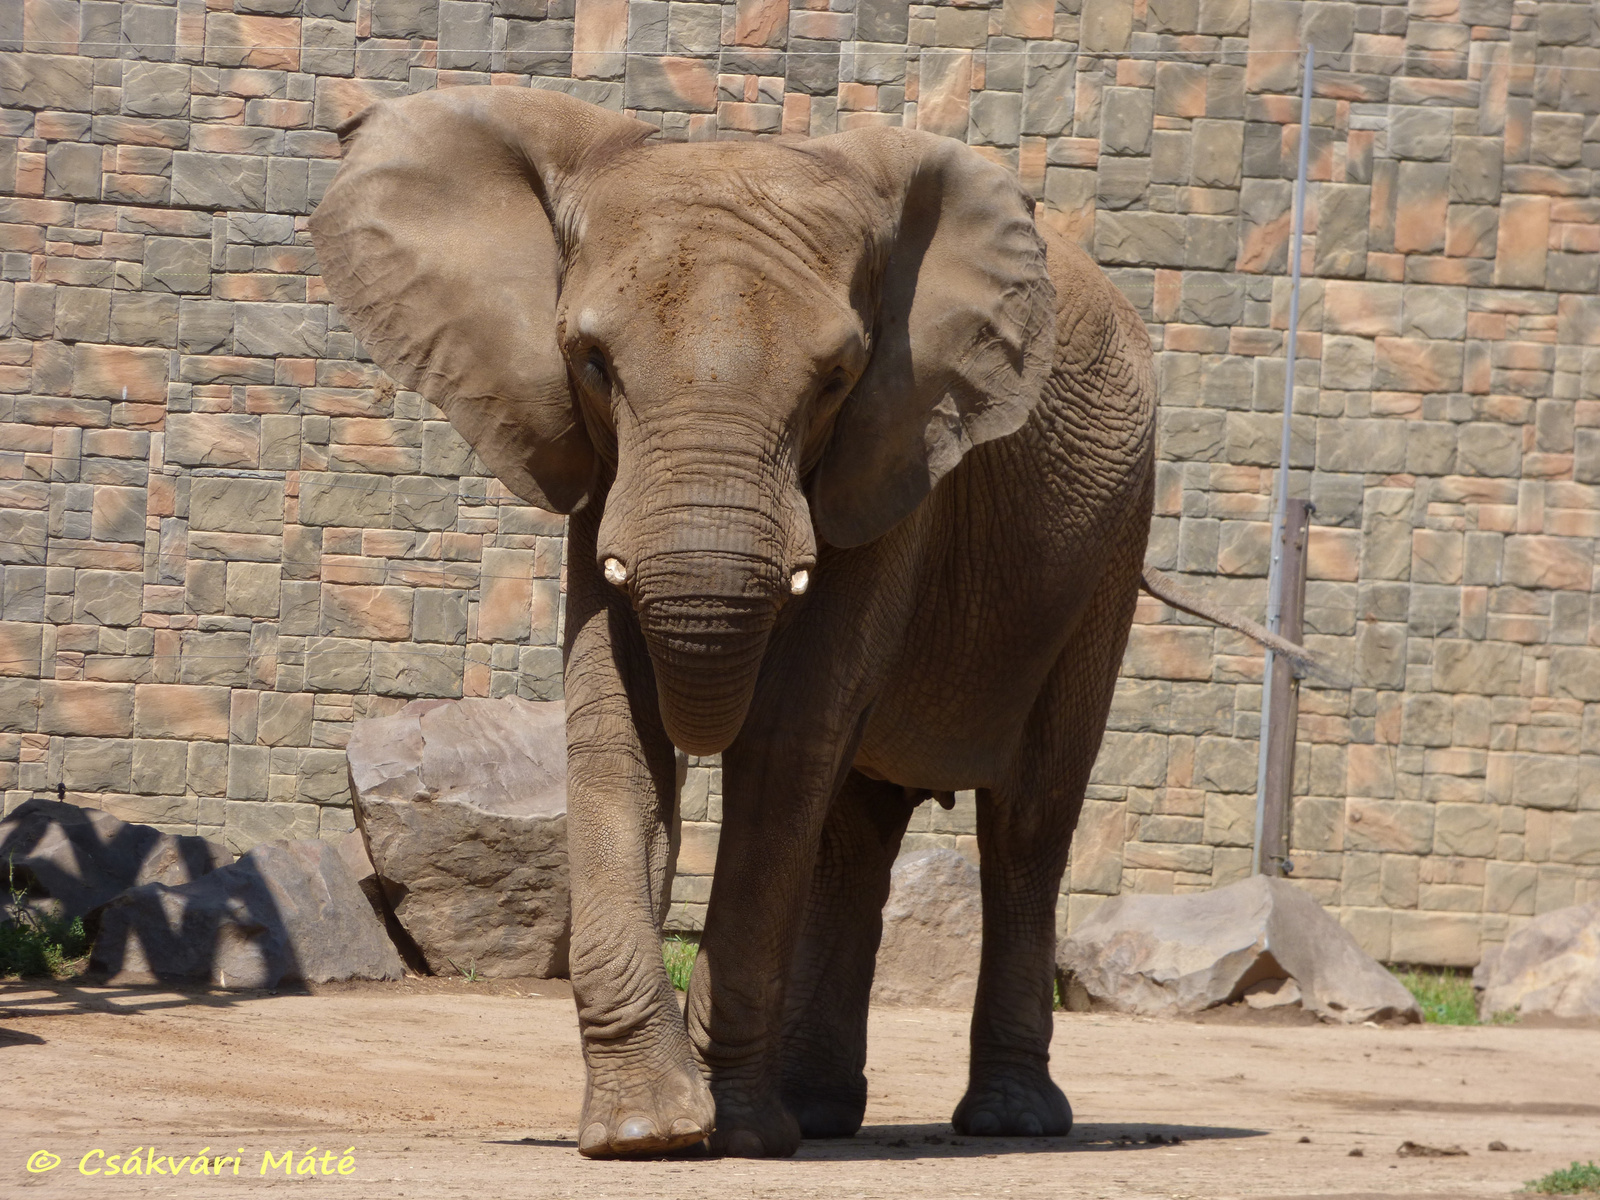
left=1095, top=212, right=1185, bottom=268
left=1101, top=86, right=1153, bottom=155
left=40, top=681, right=133, bottom=737
left=226, top=562, right=281, bottom=618
left=172, top=152, right=267, bottom=211
left=298, top=473, right=391, bottom=527
left=122, top=62, right=190, bottom=118
left=1080, top=0, right=1134, bottom=51
left=257, top=693, right=313, bottom=747
left=624, top=54, right=716, bottom=111
left=91, top=486, right=147, bottom=544
left=1551, top=648, right=1600, bottom=702
left=234, top=302, right=328, bottom=358
left=1493, top=195, right=1550, bottom=288
left=1503, top=536, right=1592, bottom=591
left=1514, top=754, right=1579, bottom=812
left=321, top=584, right=412, bottom=641
left=1193, top=735, right=1256, bottom=793
left=72, top=570, right=143, bottom=627
left=1346, top=799, right=1433, bottom=854
left=133, top=683, right=231, bottom=741
left=1390, top=910, right=1480, bottom=967
left=73, top=344, right=168, bottom=402
left=188, top=477, right=283, bottom=534
left=144, top=237, right=211, bottom=295
left=1089, top=731, right=1168, bottom=788
left=1070, top=799, right=1126, bottom=895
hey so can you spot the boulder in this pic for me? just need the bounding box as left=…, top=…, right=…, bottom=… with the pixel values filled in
left=1474, top=901, right=1600, bottom=1020
left=0, top=798, right=232, bottom=919
left=90, top=839, right=406, bottom=989
left=345, top=696, right=571, bottom=979
left=871, top=848, right=982, bottom=1008
left=1057, top=875, right=1421, bottom=1024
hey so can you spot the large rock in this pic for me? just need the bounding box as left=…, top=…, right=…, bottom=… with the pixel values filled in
left=1474, top=901, right=1600, bottom=1020
left=871, top=848, right=982, bottom=1008
left=0, top=798, right=232, bottom=919
left=90, top=839, right=406, bottom=989
left=1057, top=875, right=1421, bottom=1024
left=345, top=696, right=571, bottom=979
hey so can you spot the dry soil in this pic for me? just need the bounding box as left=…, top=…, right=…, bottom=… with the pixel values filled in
left=3, top=977, right=1597, bottom=1200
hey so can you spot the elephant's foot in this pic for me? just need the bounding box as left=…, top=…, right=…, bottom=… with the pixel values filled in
left=577, top=1056, right=716, bottom=1159
left=780, top=1078, right=866, bottom=1139
left=952, top=1064, right=1072, bottom=1138
left=706, top=1088, right=802, bottom=1158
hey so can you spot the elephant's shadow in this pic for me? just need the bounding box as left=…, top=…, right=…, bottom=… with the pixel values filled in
left=501, top=1122, right=1267, bottom=1159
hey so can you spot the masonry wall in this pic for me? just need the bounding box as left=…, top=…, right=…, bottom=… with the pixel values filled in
left=1, top=0, right=1597, bottom=966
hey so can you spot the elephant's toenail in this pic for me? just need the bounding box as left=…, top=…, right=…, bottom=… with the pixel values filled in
left=669, top=1119, right=703, bottom=1137
left=1019, top=1113, right=1043, bottom=1136
left=617, top=1117, right=658, bottom=1144
left=967, top=1112, right=1001, bottom=1136
left=725, top=1131, right=766, bottom=1158
left=578, top=1123, right=611, bottom=1156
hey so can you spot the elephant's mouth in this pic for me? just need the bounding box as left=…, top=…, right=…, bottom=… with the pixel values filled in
left=637, top=594, right=777, bottom=756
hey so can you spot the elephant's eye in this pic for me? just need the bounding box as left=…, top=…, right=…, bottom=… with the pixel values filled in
left=820, top=368, right=850, bottom=398
left=583, top=347, right=610, bottom=389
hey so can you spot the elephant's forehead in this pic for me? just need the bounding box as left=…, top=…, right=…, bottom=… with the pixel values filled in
left=579, top=142, right=877, bottom=279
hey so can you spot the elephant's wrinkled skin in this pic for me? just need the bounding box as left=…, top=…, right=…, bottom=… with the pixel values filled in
left=310, top=87, right=1156, bottom=1160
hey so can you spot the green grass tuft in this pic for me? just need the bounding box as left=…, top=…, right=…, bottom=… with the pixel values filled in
left=1, top=860, right=90, bottom=980
left=663, top=935, right=697, bottom=992
left=1526, top=1161, right=1600, bottom=1195
left=1396, top=966, right=1515, bottom=1026
left=1398, top=966, right=1479, bottom=1024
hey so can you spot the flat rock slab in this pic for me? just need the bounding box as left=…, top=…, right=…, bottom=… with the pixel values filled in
left=872, top=848, right=982, bottom=1008
left=0, top=798, right=232, bottom=919
left=1474, top=900, right=1600, bottom=1020
left=346, top=696, right=570, bottom=979
left=91, top=838, right=405, bottom=989
left=1058, top=875, right=1421, bottom=1024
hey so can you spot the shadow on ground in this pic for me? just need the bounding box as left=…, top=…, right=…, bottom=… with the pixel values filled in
left=492, top=1121, right=1268, bottom=1160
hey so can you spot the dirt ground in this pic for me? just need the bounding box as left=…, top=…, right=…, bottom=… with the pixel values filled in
left=3, top=977, right=1598, bottom=1200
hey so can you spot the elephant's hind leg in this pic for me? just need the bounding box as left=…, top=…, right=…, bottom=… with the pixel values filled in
left=953, top=549, right=1141, bottom=1138
left=778, top=772, right=919, bottom=1137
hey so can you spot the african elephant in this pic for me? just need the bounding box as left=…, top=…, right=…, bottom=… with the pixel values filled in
left=310, top=86, right=1160, bottom=1160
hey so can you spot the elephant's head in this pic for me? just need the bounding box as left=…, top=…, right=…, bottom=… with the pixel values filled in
left=310, top=87, right=1055, bottom=755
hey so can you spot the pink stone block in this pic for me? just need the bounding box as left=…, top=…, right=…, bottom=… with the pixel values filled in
left=735, top=0, right=788, bottom=48
left=1494, top=194, right=1551, bottom=287
left=916, top=49, right=972, bottom=140
left=573, top=0, right=627, bottom=79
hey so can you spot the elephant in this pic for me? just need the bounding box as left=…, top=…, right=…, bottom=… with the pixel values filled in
left=309, top=85, right=1304, bottom=1161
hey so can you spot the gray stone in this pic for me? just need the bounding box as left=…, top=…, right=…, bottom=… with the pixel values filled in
left=1474, top=901, right=1600, bottom=1020
left=171, top=152, right=267, bottom=211
left=1387, top=107, right=1452, bottom=160
left=371, top=0, right=439, bottom=38
left=871, top=848, right=981, bottom=1008
left=121, top=62, right=191, bottom=117
left=1101, top=86, right=1154, bottom=155
left=45, top=142, right=103, bottom=201
left=0, top=54, right=94, bottom=111
left=346, top=696, right=571, bottom=978
left=1057, top=876, right=1421, bottom=1023
left=0, top=798, right=232, bottom=920
left=234, top=302, right=328, bottom=357
left=91, top=838, right=405, bottom=988
left=110, top=292, right=178, bottom=346
left=145, top=237, right=212, bottom=296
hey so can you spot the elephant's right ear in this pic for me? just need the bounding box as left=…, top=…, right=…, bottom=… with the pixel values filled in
left=309, top=87, right=654, bottom=513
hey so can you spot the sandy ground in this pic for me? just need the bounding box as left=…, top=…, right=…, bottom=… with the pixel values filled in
left=3, top=978, right=1598, bottom=1200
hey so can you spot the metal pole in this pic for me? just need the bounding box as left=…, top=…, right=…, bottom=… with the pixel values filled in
left=1253, top=44, right=1313, bottom=876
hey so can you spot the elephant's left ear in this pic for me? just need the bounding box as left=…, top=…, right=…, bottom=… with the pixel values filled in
left=807, top=129, right=1056, bottom=548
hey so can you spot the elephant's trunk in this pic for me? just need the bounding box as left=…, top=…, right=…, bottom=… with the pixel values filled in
left=601, top=405, right=812, bottom=755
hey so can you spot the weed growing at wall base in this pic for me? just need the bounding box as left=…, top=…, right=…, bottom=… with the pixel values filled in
left=1525, top=1161, right=1600, bottom=1195
left=663, top=936, right=697, bottom=991
left=1396, top=967, right=1515, bottom=1026
left=1, top=860, right=88, bottom=980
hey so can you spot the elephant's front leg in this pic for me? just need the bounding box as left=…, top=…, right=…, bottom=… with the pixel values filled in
left=564, top=511, right=715, bottom=1158
left=685, top=725, right=853, bottom=1158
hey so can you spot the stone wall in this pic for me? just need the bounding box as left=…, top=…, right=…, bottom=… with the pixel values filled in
left=1, top=0, right=1596, bottom=966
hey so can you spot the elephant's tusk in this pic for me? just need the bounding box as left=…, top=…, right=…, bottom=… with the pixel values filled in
left=789, top=569, right=809, bottom=596
left=603, top=557, right=628, bottom=586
